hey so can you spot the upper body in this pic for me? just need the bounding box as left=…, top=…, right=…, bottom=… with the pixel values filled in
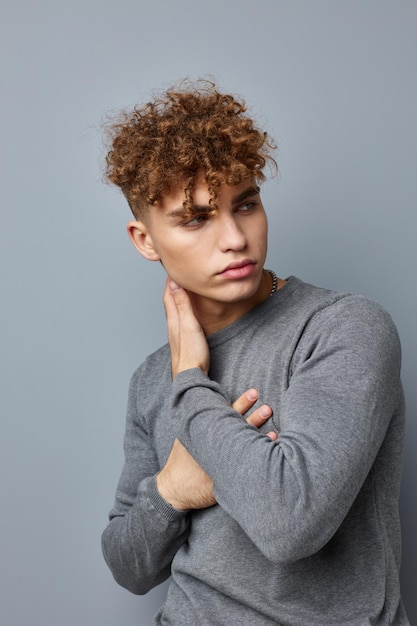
left=102, top=276, right=407, bottom=625
left=101, top=81, right=408, bottom=624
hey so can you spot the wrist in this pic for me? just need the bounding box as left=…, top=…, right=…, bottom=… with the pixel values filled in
left=156, top=470, right=188, bottom=511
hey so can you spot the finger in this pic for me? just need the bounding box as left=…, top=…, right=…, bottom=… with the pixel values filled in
left=167, top=280, right=191, bottom=316
left=232, top=388, right=258, bottom=415
left=246, top=404, right=273, bottom=428
left=163, top=279, right=180, bottom=328
left=266, top=431, right=278, bottom=441
left=164, top=279, right=202, bottom=334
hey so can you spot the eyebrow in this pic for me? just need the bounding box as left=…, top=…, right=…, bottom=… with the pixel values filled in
left=167, top=185, right=260, bottom=219
left=231, top=184, right=260, bottom=204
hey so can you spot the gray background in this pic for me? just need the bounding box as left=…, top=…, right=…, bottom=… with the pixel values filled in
left=1, top=1, right=416, bottom=624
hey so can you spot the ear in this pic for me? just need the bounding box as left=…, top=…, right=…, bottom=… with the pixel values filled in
left=126, top=220, right=161, bottom=262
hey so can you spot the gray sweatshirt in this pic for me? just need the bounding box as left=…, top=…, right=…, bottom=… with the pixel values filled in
left=102, top=276, right=408, bottom=625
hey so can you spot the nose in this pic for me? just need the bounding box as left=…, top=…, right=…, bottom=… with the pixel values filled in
left=216, top=213, right=247, bottom=252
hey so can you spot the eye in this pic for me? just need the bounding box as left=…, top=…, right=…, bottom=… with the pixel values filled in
left=238, top=201, right=257, bottom=213
left=180, top=213, right=209, bottom=228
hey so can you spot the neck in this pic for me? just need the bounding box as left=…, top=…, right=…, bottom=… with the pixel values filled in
left=190, top=269, right=282, bottom=336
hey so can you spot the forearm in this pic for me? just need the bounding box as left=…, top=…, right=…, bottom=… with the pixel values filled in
left=102, top=475, right=190, bottom=594
left=171, top=363, right=401, bottom=563
left=170, top=370, right=305, bottom=561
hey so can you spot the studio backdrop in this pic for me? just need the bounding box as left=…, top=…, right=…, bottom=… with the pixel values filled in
left=1, top=1, right=416, bottom=624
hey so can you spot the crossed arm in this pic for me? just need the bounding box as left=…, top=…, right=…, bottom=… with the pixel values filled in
left=158, top=277, right=403, bottom=561
left=103, top=276, right=402, bottom=590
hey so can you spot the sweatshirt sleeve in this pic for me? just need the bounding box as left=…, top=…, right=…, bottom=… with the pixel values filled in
left=170, top=296, right=403, bottom=563
left=101, top=368, right=190, bottom=595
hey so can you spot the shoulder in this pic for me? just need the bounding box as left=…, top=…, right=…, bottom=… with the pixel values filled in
left=288, top=277, right=399, bottom=339
left=274, top=277, right=399, bottom=344
left=128, top=343, right=171, bottom=398
left=296, top=288, right=402, bottom=377
left=310, top=291, right=399, bottom=344
left=275, top=278, right=401, bottom=384
left=124, top=344, right=172, bottom=429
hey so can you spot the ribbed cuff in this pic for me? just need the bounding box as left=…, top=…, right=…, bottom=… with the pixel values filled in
left=146, top=475, right=190, bottom=522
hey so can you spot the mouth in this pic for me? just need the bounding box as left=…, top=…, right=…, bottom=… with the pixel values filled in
left=218, top=259, right=256, bottom=279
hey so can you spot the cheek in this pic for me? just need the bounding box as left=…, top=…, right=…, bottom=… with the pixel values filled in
left=252, top=215, right=268, bottom=243
left=156, top=246, right=203, bottom=283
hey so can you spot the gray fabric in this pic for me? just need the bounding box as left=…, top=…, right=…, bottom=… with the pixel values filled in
left=102, top=276, right=409, bottom=625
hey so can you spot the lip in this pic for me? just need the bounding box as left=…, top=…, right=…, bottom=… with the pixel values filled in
left=218, top=259, right=256, bottom=279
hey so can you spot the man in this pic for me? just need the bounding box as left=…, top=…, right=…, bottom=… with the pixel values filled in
left=102, top=81, right=409, bottom=624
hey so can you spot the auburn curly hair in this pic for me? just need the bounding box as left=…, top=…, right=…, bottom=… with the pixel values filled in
left=104, top=80, right=277, bottom=219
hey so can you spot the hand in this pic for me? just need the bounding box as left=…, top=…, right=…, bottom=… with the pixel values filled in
left=233, top=388, right=278, bottom=442
left=156, top=389, right=276, bottom=510
left=163, top=278, right=209, bottom=378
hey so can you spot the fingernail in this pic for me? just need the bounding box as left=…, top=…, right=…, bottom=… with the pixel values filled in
left=247, top=389, right=258, bottom=400
left=260, top=405, right=272, bottom=417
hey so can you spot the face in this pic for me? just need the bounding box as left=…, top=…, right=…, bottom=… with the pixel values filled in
left=128, top=179, right=269, bottom=309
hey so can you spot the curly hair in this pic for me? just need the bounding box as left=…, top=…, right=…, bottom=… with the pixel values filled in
left=104, top=80, right=277, bottom=219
